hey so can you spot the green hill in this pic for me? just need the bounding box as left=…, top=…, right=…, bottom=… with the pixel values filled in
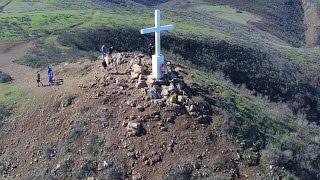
left=0, top=0, right=320, bottom=179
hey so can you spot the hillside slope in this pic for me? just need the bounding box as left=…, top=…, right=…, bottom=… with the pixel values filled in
left=0, top=0, right=320, bottom=179
left=1, top=49, right=320, bottom=179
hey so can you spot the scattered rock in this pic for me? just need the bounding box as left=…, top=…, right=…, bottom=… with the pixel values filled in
left=122, top=121, right=128, bottom=127
left=132, top=172, right=142, bottom=180
left=127, top=100, right=136, bottom=107
left=137, top=105, right=145, bottom=112
left=168, top=94, right=178, bottom=104
left=186, top=104, right=197, bottom=116
left=131, top=64, right=144, bottom=79
left=150, top=154, right=162, bottom=165
left=127, top=122, right=143, bottom=136
left=197, top=115, right=212, bottom=124
left=161, top=86, right=170, bottom=97
left=136, top=80, right=148, bottom=89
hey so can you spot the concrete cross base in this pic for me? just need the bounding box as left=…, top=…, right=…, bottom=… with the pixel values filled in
left=152, top=54, right=164, bottom=80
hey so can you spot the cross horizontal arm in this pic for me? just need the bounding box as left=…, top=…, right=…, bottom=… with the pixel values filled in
left=140, top=27, right=157, bottom=34
left=160, top=25, right=175, bottom=31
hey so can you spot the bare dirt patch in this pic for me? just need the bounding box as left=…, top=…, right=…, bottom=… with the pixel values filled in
left=302, top=0, right=320, bottom=46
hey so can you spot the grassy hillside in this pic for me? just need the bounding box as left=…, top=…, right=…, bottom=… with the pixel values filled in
left=0, top=1, right=320, bottom=178
left=188, top=70, right=320, bottom=178
left=0, top=82, right=37, bottom=123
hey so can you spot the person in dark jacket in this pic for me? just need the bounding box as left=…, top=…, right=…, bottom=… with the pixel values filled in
left=36, top=71, right=44, bottom=87
left=148, top=43, right=154, bottom=58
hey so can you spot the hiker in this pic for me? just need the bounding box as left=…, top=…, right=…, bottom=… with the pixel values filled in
left=166, top=61, right=175, bottom=79
left=36, top=71, right=44, bottom=87
left=107, top=46, right=114, bottom=65
left=108, top=46, right=114, bottom=57
left=47, top=66, right=54, bottom=86
left=148, top=43, right=154, bottom=57
left=114, top=53, right=122, bottom=74
left=101, top=59, right=108, bottom=72
left=100, top=45, right=107, bottom=59
left=160, top=63, right=166, bottom=77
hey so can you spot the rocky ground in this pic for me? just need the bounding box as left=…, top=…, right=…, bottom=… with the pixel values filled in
left=0, top=52, right=261, bottom=179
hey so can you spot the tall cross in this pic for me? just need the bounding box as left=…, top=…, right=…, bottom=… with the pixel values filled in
left=140, top=9, right=175, bottom=79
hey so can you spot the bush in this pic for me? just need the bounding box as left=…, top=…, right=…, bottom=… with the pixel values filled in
left=59, top=159, right=75, bottom=173
left=77, top=161, right=97, bottom=179
left=102, top=154, right=128, bottom=179
left=0, top=71, right=13, bottom=83
left=0, top=103, right=15, bottom=127
left=162, top=164, right=193, bottom=180
left=286, top=84, right=320, bottom=124
left=86, top=134, right=104, bottom=155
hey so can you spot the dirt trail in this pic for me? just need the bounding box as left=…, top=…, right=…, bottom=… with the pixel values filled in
left=0, top=0, right=12, bottom=13
left=0, top=41, right=77, bottom=94
left=301, top=0, right=320, bottom=46
left=0, top=41, right=39, bottom=90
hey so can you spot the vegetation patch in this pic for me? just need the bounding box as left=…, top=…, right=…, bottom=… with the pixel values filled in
left=86, top=134, right=104, bottom=155
left=0, top=71, right=13, bottom=83
left=193, top=5, right=258, bottom=24
left=188, top=70, right=320, bottom=179
left=205, top=0, right=306, bottom=47
left=0, top=11, right=91, bottom=40
left=74, top=64, right=92, bottom=77
left=15, top=36, right=89, bottom=68
left=0, top=84, right=21, bottom=126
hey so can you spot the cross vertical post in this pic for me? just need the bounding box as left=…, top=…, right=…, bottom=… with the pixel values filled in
left=155, top=10, right=161, bottom=56
left=140, top=9, right=175, bottom=80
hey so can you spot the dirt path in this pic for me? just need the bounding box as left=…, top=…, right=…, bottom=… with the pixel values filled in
left=301, top=0, right=320, bottom=46
left=0, top=0, right=12, bottom=13
left=0, top=41, right=44, bottom=91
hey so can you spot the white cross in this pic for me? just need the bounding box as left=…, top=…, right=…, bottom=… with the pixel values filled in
left=140, top=9, right=175, bottom=79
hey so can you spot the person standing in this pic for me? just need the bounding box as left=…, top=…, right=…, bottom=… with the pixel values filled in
left=148, top=43, right=154, bottom=58
left=101, top=59, right=108, bottom=73
left=107, top=46, right=114, bottom=65
left=108, top=46, right=114, bottom=57
left=115, top=53, right=122, bottom=74
left=100, top=45, right=107, bottom=59
left=47, top=66, right=54, bottom=86
left=36, top=71, right=44, bottom=87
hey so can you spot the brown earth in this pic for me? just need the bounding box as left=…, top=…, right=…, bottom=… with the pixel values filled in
left=0, top=41, right=261, bottom=179
left=302, top=0, right=320, bottom=47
